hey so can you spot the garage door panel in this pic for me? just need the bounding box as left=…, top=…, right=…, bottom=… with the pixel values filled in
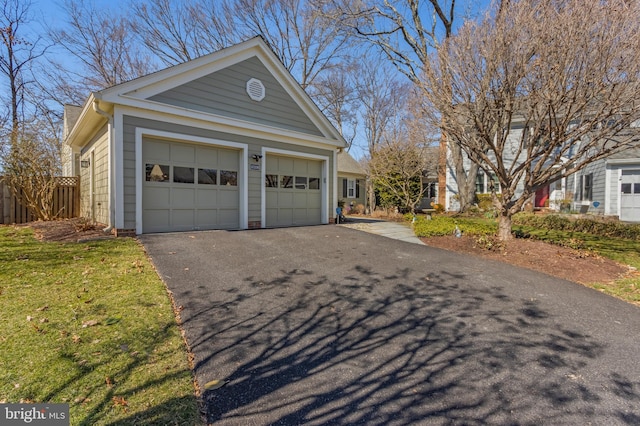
left=143, top=187, right=170, bottom=209
left=293, top=192, right=308, bottom=208
left=172, top=188, right=196, bottom=207
left=172, top=209, right=195, bottom=229
left=197, top=147, right=218, bottom=165
left=219, top=149, right=238, bottom=165
left=218, top=209, right=240, bottom=228
left=278, top=192, right=294, bottom=205
left=196, top=210, right=218, bottom=228
left=218, top=189, right=239, bottom=208
left=143, top=210, right=170, bottom=232
left=171, top=144, right=196, bottom=163
left=145, top=141, right=170, bottom=162
left=197, top=188, right=218, bottom=208
left=307, top=195, right=321, bottom=208
left=294, top=159, right=308, bottom=175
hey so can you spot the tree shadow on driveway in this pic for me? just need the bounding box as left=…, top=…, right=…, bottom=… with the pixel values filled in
left=183, top=266, right=637, bottom=425
left=141, top=227, right=640, bottom=425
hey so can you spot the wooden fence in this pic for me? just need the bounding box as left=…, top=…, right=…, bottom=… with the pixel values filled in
left=0, top=176, right=80, bottom=224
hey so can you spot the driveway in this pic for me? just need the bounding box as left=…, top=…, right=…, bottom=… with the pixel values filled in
left=140, top=225, right=640, bottom=425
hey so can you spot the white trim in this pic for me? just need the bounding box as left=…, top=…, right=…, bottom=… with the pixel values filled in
left=118, top=104, right=341, bottom=150
left=114, top=110, right=125, bottom=229
left=95, top=37, right=345, bottom=143
left=135, top=128, right=248, bottom=234
left=605, top=166, right=612, bottom=215
left=333, top=152, right=338, bottom=216
left=261, top=147, right=330, bottom=227
left=606, top=158, right=640, bottom=165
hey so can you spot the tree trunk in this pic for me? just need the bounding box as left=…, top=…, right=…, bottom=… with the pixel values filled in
left=497, top=212, right=513, bottom=241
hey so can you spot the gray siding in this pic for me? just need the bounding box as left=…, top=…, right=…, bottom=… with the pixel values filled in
left=149, top=56, right=323, bottom=137
left=80, top=125, right=109, bottom=225
left=573, top=159, right=606, bottom=215
left=122, top=115, right=336, bottom=230
left=338, top=175, right=366, bottom=209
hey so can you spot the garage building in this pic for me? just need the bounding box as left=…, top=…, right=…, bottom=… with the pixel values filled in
left=63, top=37, right=346, bottom=235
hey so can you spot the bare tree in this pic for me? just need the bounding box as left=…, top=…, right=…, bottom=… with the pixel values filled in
left=422, top=0, right=640, bottom=240
left=367, top=87, right=434, bottom=212
left=328, top=0, right=477, bottom=210
left=357, top=59, right=408, bottom=212
left=311, top=61, right=359, bottom=149
left=48, top=0, right=155, bottom=104
left=0, top=0, right=46, bottom=151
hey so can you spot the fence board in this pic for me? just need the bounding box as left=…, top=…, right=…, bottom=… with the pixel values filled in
left=0, top=176, right=80, bottom=224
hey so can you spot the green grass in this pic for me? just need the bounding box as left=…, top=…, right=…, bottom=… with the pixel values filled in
left=411, top=214, right=640, bottom=305
left=0, top=226, right=200, bottom=425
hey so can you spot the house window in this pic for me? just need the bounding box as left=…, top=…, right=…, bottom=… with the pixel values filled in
left=621, top=183, right=632, bottom=194
left=579, top=173, right=593, bottom=201
left=475, top=171, right=500, bottom=194
left=347, top=179, right=356, bottom=198
left=475, top=171, right=485, bottom=194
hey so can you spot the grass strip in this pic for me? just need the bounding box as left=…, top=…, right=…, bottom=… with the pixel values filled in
left=0, top=226, right=200, bottom=425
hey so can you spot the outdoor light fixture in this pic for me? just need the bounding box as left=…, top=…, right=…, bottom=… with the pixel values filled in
left=80, top=159, right=90, bottom=168
left=251, top=154, right=263, bottom=162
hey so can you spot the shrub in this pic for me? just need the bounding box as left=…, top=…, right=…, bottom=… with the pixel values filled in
left=412, top=215, right=497, bottom=237
left=513, top=213, right=640, bottom=240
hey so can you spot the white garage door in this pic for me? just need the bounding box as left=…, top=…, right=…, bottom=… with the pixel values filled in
left=265, top=155, right=322, bottom=227
left=142, top=139, right=240, bottom=233
left=620, top=169, right=640, bottom=222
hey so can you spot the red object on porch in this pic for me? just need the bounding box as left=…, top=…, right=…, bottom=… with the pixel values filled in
left=535, top=186, right=549, bottom=207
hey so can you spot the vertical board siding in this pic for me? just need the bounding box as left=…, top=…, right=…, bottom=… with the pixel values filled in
left=79, top=126, right=110, bottom=225
left=0, top=176, right=80, bottom=224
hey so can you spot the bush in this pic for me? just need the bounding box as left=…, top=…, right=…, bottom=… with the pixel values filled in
left=513, top=213, right=640, bottom=240
left=412, top=215, right=497, bottom=237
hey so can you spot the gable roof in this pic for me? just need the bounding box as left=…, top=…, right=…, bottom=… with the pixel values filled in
left=337, top=151, right=366, bottom=176
left=66, top=37, right=346, bottom=149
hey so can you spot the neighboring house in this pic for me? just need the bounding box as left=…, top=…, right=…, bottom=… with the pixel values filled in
left=565, top=146, right=640, bottom=222
left=337, top=151, right=366, bottom=211
left=63, top=37, right=346, bottom=235
left=445, top=122, right=640, bottom=222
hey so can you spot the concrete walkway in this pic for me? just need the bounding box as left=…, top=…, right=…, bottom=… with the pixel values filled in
left=338, top=216, right=425, bottom=245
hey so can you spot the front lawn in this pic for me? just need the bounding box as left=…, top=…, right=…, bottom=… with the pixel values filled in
left=0, top=226, right=200, bottom=425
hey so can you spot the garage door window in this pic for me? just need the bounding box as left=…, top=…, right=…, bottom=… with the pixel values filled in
left=295, top=176, right=307, bottom=189
left=220, top=170, right=238, bottom=186
left=309, top=177, right=320, bottom=190
left=198, top=168, right=217, bottom=185
left=281, top=175, right=293, bottom=188
left=265, top=174, right=278, bottom=187
left=146, top=164, right=169, bottom=182
left=174, top=166, right=194, bottom=183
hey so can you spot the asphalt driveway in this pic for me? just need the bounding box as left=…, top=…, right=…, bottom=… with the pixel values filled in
left=140, top=225, right=640, bottom=425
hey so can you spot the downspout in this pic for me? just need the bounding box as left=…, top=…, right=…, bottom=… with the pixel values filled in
left=92, top=100, right=115, bottom=233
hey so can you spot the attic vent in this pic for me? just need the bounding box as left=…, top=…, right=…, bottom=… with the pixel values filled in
left=246, top=78, right=265, bottom=101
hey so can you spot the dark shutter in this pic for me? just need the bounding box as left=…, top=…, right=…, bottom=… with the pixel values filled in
left=356, top=180, right=360, bottom=198
left=342, top=179, right=347, bottom=198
